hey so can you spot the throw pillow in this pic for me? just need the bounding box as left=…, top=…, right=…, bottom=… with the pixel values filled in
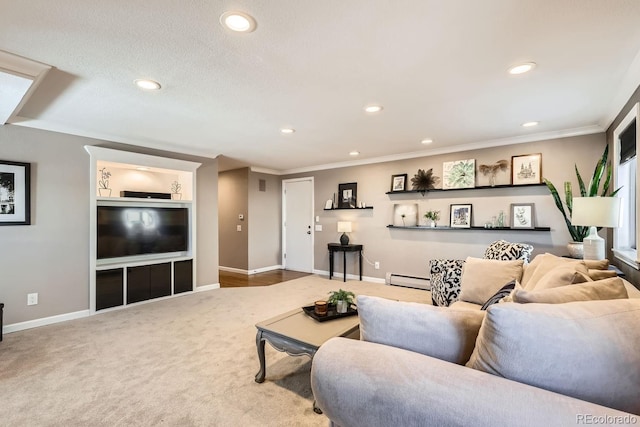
left=358, top=295, right=485, bottom=365
left=429, top=259, right=465, bottom=307
left=511, top=277, right=629, bottom=303
left=583, top=259, right=609, bottom=270
left=531, top=262, right=590, bottom=290
left=458, top=257, right=524, bottom=305
left=466, top=299, right=640, bottom=415
left=483, top=240, right=534, bottom=263
left=480, top=280, right=516, bottom=310
left=588, top=269, right=617, bottom=280
left=521, top=253, right=587, bottom=290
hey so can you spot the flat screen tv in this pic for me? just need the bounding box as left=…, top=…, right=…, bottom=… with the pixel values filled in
left=97, top=206, right=188, bottom=259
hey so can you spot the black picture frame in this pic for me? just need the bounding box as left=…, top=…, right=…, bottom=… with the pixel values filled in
left=390, top=174, right=407, bottom=192
left=338, top=182, right=357, bottom=209
left=0, top=160, right=31, bottom=226
left=511, top=153, right=542, bottom=185
left=450, top=204, right=472, bottom=228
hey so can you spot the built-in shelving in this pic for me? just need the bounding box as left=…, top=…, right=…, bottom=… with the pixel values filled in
left=385, top=182, right=546, bottom=195
left=387, top=225, right=551, bottom=232
left=323, top=206, right=374, bottom=211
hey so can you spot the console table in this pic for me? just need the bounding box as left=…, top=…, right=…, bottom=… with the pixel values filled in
left=328, top=243, right=363, bottom=282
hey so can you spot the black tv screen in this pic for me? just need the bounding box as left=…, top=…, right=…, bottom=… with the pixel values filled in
left=97, top=206, right=188, bottom=259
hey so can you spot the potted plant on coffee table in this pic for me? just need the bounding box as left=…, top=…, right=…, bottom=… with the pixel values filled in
left=328, top=289, right=356, bottom=314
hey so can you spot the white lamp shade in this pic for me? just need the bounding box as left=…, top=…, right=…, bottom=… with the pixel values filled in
left=571, top=197, right=622, bottom=228
left=337, top=221, right=352, bottom=233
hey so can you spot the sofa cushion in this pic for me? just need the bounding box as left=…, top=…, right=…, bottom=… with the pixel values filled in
left=521, top=253, right=588, bottom=290
left=458, top=257, right=523, bottom=305
left=511, top=277, right=629, bottom=304
left=584, top=259, right=609, bottom=270
left=483, top=240, right=534, bottom=263
left=466, top=299, right=640, bottom=415
left=358, top=295, right=485, bottom=364
left=532, top=263, right=590, bottom=290
left=429, top=259, right=465, bottom=307
left=480, top=280, right=516, bottom=310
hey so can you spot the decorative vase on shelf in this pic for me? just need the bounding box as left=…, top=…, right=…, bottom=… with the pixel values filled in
left=430, top=221, right=436, bottom=228
left=567, top=242, right=584, bottom=259
left=170, top=180, right=182, bottom=201
left=98, top=188, right=112, bottom=197
left=171, top=193, right=182, bottom=200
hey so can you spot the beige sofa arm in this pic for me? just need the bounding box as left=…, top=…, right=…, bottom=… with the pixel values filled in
left=311, top=338, right=638, bottom=427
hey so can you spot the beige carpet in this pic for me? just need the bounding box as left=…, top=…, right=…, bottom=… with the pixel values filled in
left=0, top=275, right=431, bottom=426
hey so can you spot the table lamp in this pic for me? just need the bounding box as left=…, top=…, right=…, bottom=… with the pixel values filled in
left=337, top=221, right=352, bottom=245
left=571, top=197, right=621, bottom=260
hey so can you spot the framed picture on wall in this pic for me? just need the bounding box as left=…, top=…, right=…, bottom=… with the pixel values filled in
left=511, top=153, right=542, bottom=185
left=338, top=182, right=357, bottom=208
left=511, top=203, right=536, bottom=229
left=450, top=204, right=472, bottom=228
left=0, top=160, right=31, bottom=226
left=390, top=174, right=407, bottom=192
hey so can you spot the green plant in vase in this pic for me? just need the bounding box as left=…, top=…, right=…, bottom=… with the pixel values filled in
left=543, top=146, right=620, bottom=257
left=424, top=210, right=440, bottom=227
left=328, top=289, right=356, bottom=313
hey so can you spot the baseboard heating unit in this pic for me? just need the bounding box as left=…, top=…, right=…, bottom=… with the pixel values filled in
left=385, top=272, right=430, bottom=291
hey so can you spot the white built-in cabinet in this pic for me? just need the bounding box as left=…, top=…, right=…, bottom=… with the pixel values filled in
left=85, top=146, right=201, bottom=313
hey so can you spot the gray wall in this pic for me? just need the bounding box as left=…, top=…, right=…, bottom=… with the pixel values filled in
left=196, top=158, right=220, bottom=287
left=248, top=171, right=281, bottom=271
left=0, top=125, right=90, bottom=324
left=607, top=84, right=640, bottom=285
left=284, top=134, right=609, bottom=281
left=218, top=168, right=249, bottom=270
left=0, top=125, right=220, bottom=325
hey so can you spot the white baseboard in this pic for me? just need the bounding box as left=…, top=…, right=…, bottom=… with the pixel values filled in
left=195, top=283, right=220, bottom=292
left=219, top=265, right=283, bottom=275
left=3, top=309, right=91, bottom=335
left=312, top=269, right=385, bottom=284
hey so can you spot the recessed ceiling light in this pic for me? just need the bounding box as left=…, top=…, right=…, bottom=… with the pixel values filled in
left=280, top=128, right=295, bottom=134
left=522, top=121, right=539, bottom=127
left=421, top=138, right=433, bottom=145
left=220, top=11, right=257, bottom=33
left=363, top=104, right=383, bottom=113
left=134, top=79, right=161, bottom=90
left=136, top=167, right=150, bottom=171
left=349, top=151, right=360, bottom=156
left=508, top=62, right=536, bottom=75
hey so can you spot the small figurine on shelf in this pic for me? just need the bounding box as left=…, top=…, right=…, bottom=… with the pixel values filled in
left=98, top=167, right=112, bottom=197
left=171, top=181, right=182, bottom=200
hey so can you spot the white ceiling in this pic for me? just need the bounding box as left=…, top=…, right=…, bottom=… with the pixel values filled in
left=2, top=1, right=640, bottom=173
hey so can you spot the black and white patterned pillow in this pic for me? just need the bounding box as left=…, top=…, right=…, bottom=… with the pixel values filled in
left=484, top=240, right=534, bottom=264
left=430, top=259, right=465, bottom=307
left=480, top=280, right=516, bottom=310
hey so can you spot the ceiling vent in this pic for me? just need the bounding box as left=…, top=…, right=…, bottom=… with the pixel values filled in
left=0, top=50, right=51, bottom=125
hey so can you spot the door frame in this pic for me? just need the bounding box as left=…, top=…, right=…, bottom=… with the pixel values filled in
left=281, top=177, right=314, bottom=272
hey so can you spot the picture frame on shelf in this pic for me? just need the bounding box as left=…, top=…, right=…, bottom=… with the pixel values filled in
left=0, top=160, right=31, bottom=226
left=511, top=153, right=542, bottom=185
left=390, top=174, right=407, bottom=192
left=450, top=204, right=472, bottom=228
left=510, top=203, right=536, bottom=229
left=338, top=182, right=357, bottom=208
left=393, top=204, right=418, bottom=227
left=443, top=159, right=475, bottom=189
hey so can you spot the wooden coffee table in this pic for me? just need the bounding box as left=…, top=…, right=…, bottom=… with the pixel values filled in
left=254, top=306, right=360, bottom=412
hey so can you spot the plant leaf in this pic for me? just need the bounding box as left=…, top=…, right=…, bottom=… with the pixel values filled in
left=575, top=165, right=586, bottom=197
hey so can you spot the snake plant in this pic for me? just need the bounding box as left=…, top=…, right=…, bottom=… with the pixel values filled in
left=543, top=146, right=620, bottom=242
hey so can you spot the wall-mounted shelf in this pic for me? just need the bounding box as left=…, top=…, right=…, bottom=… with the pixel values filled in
left=324, top=207, right=374, bottom=211
left=387, top=225, right=551, bottom=232
left=386, top=183, right=547, bottom=195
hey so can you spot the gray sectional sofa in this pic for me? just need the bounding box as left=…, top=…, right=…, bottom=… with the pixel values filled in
left=311, top=254, right=640, bottom=427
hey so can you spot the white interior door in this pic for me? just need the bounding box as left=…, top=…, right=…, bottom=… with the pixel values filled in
left=283, top=178, right=313, bottom=272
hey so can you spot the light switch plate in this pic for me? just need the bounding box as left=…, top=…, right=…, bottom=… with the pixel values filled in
left=315, top=224, right=322, bottom=231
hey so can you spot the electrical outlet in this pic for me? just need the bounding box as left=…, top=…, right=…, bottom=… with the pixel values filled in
left=374, top=261, right=380, bottom=270
left=27, top=293, right=38, bottom=306
left=236, top=225, right=242, bottom=232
